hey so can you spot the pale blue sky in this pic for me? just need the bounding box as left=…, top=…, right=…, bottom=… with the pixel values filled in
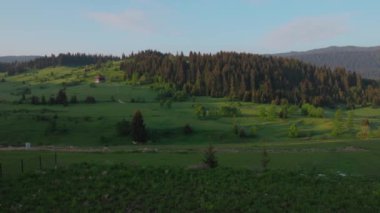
left=1, top=0, right=379, bottom=56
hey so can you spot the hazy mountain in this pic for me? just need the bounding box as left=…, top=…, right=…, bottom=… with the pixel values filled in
left=276, top=46, right=380, bottom=79
left=0, top=56, right=41, bottom=63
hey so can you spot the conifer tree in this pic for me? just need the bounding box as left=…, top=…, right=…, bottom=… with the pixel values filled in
left=131, top=110, right=147, bottom=143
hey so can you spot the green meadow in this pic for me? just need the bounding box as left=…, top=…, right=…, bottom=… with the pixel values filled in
left=1, top=63, right=380, bottom=212
left=1, top=64, right=380, bottom=177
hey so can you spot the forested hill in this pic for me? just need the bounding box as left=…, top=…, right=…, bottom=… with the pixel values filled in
left=121, top=51, right=379, bottom=107
left=276, top=46, right=380, bottom=79
left=0, top=55, right=41, bottom=63
left=0, top=53, right=119, bottom=75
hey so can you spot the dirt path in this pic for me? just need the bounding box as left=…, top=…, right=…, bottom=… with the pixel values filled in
left=0, top=145, right=368, bottom=153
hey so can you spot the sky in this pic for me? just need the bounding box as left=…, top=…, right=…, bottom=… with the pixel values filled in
left=1, top=0, right=380, bottom=56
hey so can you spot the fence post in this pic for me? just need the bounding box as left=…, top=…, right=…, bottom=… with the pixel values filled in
left=54, top=152, right=57, bottom=167
left=21, top=159, right=24, bottom=173
left=39, top=155, right=42, bottom=170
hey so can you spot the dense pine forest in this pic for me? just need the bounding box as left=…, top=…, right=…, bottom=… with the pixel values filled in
left=1, top=51, right=380, bottom=107
left=121, top=51, right=379, bottom=107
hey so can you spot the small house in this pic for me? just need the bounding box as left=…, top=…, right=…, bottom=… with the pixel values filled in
left=95, top=75, right=106, bottom=83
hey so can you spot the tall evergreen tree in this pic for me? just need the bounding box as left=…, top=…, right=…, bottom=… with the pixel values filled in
left=56, top=89, right=68, bottom=106
left=131, top=110, right=147, bottom=143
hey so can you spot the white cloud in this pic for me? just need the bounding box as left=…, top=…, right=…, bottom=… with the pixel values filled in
left=258, top=15, right=350, bottom=51
left=87, top=9, right=154, bottom=33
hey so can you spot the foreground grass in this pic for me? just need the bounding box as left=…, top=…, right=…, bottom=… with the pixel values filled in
left=1, top=163, right=380, bottom=212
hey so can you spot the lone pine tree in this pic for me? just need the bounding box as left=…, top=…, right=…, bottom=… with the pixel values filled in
left=131, top=110, right=147, bottom=143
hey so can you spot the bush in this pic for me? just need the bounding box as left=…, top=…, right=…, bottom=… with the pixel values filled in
left=219, top=106, right=241, bottom=117
left=261, top=148, right=270, bottom=172
left=357, top=119, right=370, bottom=139
left=84, top=96, right=96, bottom=104
left=183, top=124, right=193, bottom=135
left=203, top=145, right=218, bottom=168
left=238, top=128, right=247, bottom=138
left=301, top=103, right=324, bottom=118
left=234, top=125, right=257, bottom=138
left=174, top=91, right=188, bottom=101
left=288, top=124, right=299, bottom=138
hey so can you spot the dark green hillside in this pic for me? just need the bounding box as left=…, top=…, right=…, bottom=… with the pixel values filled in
left=121, top=50, right=379, bottom=106
left=0, top=56, right=41, bottom=63
left=0, top=53, right=119, bottom=76
left=277, top=46, right=380, bottom=79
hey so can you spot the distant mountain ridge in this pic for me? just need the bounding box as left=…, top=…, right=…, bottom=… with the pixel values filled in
left=276, top=46, right=380, bottom=79
left=0, top=56, right=41, bottom=63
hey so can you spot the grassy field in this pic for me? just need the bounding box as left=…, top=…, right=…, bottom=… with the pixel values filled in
left=0, top=80, right=378, bottom=146
left=1, top=65, right=380, bottom=177
left=1, top=137, right=380, bottom=177
left=1, top=64, right=380, bottom=211
left=1, top=164, right=380, bottom=212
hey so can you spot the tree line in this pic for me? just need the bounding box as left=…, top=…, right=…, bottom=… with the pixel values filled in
left=0, top=53, right=119, bottom=75
left=120, top=50, right=379, bottom=107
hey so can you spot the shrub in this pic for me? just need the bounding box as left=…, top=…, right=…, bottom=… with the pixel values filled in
left=288, top=124, right=299, bottom=138
left=301, top=103, right=324, bottom=118
left=357, top=119, right=370, bottom=139
left=219, top=106, right=241, bottom=117
left=203, top=145, right=218, bottom=168
left=238, top=128, right=247, bottom=138
left=84, top=96, right=96, bottom=104
left=261, top=148, right=270, bottom=172
left=183, top=124, right=193, bottom=135
left=174, top=91, right=188, bottom=101
left=56, top=89, right=68, bottom=106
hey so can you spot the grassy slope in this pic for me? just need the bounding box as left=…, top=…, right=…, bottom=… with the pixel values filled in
left=1, top=63, right=380, bottom=176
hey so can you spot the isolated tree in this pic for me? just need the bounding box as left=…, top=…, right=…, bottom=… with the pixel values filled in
left=259, top=106, right=267, bottom=118
left=288, top=123, right=299, bottom=138
left=357, top=119, right=370, bottom=139
left=131, top=110, right=147, bottom=143
left=31, top=96, right=40, bottom=105
left=56, top=89, right=68, bottom=106
left=48, top=96, right=56, bottom=105
left=261, top=148, right=270, bottom=172
left=41, top=95, right=47, bottom=105
left=183, top=124, right=193, bottom=135
left=195, top=104, right=207, bottom=119
left=84, top=96, right=96, bottom=104
left=203, top=145, right=218, bottom=168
